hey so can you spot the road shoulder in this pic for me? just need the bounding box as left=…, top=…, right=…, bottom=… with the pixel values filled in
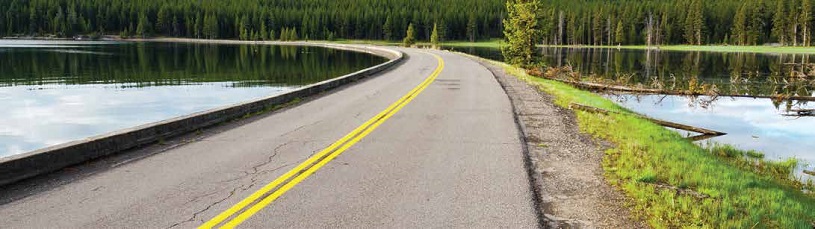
left=468, top=54, right=646, bottom=228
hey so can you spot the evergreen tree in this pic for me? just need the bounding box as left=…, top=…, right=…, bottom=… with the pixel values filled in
left=203, top=13, right=218, bottom=39
left=733, top=4, right=748, bottom=45
left=430, top=23, right=440, bottom=48
left=327, top=31, right=336, bottom=41
left=437, top=20, right=447, bottom=43
left=260, top=23, right=268, bottom=40
left=467, top=13, right=477, bottom=42
left=403, top=23, right=416, bottom=47
left=803, top=0, right=812, bottom=45
left=172, top=16, right=180, bottom=36
left=592, top=10, right=603, bottom=45
left=383, top=15, right=393, bottom=41
left=747, top=2, right=765, bottom=45
left=53, top=7, right=65, bottom=36
left=615, top=20, right=625, bottom=44
left=136, top=12, right=150, bottom=38
left=280, top=28, right=288, bottom=41
left=29, top=6, right=38, bottom=34
left=502, top=0, right=542, bottom=67
left=156, top=6, right=170, bottom=34
left=773, top=0, right=788, bottom=44
left=239, top=15, right=248, bottom=40
left=684, top=0, right=704, bottom=45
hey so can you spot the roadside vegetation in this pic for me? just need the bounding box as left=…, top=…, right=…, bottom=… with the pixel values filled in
left=498, top=0, right=815, bottom=227
left=493, top=59, right=815, bottom=228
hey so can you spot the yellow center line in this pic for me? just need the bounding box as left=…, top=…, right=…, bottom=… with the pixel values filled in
left=199, top=51, right=445, bottom=229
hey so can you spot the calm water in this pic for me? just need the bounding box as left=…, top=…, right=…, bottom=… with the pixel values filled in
left=446, top=46, right=815, bottom=98
left=450, top=46, right=814, bottom=167
left=0, top=40, right=386, bottom=157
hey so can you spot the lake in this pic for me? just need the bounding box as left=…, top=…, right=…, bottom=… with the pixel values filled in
left=447, top=45, right=814, bottom=171
left=0, top=40, right=386, bottom=157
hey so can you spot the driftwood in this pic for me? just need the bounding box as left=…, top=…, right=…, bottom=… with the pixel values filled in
left=805, top=170, right=815, bottom=176
left=546, top=77, right=815, bottom=102
left=782, top=109, right=815, bottom=117
left=687, top=134, right=722, bottom=142
left=569, top=103, right=727, bottom=140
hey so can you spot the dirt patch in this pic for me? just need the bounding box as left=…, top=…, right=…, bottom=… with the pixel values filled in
left=469, top=55, right=646, bottom=229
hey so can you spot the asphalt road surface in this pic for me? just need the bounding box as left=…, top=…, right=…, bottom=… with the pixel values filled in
left=0, top=47, right=539, bottom=228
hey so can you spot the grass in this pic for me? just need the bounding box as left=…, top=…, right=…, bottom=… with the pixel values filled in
left=438, top=39, right=503, bottom=48
left=332, top=39, right=399, bottom=46
left=546, top=44, right=815, bottom=54
left=492, top=60, right=815, bottom=228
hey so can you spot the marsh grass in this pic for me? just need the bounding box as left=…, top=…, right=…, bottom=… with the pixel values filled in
left=496, top=61, right=815, bottom=228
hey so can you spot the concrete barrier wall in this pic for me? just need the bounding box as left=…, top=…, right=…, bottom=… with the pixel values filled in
left=0, top=42, right=404, bottom=186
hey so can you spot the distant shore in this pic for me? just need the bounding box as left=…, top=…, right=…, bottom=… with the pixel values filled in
left=8, top=35, right=815, bottom=55
left=543, top=44, right=815, bottom=55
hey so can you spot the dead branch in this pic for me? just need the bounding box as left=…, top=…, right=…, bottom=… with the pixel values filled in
left=569, top=103, right=727, bottom=138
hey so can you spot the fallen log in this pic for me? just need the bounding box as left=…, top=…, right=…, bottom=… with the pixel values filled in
left=569, top=103, right=727, bottom=138
left=804, top=170, right=815, bottom=176
left=687, top=134, right=722, bottom=142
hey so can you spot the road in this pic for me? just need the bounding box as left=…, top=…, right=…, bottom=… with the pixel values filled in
left=0, top=47, right=540, bottom=228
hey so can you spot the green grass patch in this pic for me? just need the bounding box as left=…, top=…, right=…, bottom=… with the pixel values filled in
left=332, top=39, right=399, bottom=46
left=494, top=61, right=815, bottom=228
left=546, top=44, right=815, bottom=54
left=439, top=39, right=504, bottom=48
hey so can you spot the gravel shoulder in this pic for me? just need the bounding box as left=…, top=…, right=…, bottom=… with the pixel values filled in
left=467, top=54, right=646, bottom=229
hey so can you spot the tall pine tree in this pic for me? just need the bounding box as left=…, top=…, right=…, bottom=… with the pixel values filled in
left=502, top=0, right=542, bottom=67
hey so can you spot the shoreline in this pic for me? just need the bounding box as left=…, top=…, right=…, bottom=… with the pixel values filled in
left=465, top=52, right=646, bottom=228
left=13, top=35, right=815, bottom=55
left=542, top=44, right=815, bottom=54
left=474, top=54, right=815, bottom=227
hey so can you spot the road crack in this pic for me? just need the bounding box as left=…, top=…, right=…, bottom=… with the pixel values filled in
left=165, top=141, right=300, bottom=228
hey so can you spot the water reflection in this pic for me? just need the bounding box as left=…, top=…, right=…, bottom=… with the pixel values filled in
left=608, top=94, right=815, bottom=165
left=0, top=41, right=386, bottom=157
left=446, top=46, right=815, bottom=99
left=0, top=83, right=288, bottom=156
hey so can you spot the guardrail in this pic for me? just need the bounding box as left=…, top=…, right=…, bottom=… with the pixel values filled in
left=0, top=41, right=404, bottom=186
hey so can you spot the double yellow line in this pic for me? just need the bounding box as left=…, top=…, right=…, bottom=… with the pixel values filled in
left=199, top=52, right=445, bottom=229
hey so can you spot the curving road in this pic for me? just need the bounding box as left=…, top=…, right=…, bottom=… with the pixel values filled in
left=0, top=47, right=539, bottom=228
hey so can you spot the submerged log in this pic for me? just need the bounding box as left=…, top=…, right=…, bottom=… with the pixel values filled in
left=782, top=109, right=815, bottom=117
left=569, top=103, right=727, bottom=137
left=687, top=134, right=722, bottom=142
left=792, top=109, right=814, bottom=115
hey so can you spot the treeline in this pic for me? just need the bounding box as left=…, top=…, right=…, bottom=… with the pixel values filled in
left=538, top=0, right=814, bottom=46
left=0, top=0, right=504, bottom=41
